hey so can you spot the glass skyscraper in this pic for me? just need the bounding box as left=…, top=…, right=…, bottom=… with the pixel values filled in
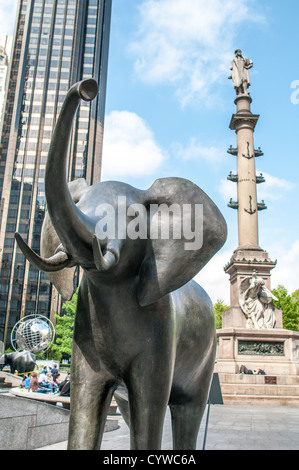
left=0, top=35, right=13, bottom=130
left=0, top=0, right=112, bottom=345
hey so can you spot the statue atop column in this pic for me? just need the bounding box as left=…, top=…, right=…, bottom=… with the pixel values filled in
left=239, top=271, right=277, bottom=330
left=228, top=49, right=253, bottom=95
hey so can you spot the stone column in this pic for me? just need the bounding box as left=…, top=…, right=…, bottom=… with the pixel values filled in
left=225, top=92, right=277, bottom=323
left=229, top=95, right=260, bottom=249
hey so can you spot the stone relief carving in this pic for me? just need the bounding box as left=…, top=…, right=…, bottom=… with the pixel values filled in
left=239, top=271, right=277, bottom=329
left=238, top=341, right=284, bottom=356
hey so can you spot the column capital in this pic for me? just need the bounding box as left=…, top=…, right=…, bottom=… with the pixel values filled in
left=229, top=113, right=260, bottom=132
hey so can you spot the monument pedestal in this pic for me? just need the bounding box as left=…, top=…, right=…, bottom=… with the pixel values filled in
left=217, top=248, right=299, bottom=377
left=215, top=327, right=299, bottom=376
left=215, top=325, right=299, bottom=405
left=217, top=248, right=299, bottom=403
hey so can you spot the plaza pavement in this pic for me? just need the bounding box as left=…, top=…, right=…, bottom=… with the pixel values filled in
left=35, top=404, right=299, bottom=450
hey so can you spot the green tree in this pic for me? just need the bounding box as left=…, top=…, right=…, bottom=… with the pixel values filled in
left=50, top=288, right=78, bottom=359
left=272, top=285, right=299, bottom=332
left=213, top=299, right=229, bottom=329
left=292, top=289, right=299, bottom=304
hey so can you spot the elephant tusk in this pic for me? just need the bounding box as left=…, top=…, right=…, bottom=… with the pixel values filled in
left=92, top=236, right=119, bottom=272
left=44, top=79, right=98, bottom=260
left=15, top=233, right=72, bottom=272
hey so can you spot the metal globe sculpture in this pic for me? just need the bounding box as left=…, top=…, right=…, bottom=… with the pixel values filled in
left=11, top=315, right=55, bottom=354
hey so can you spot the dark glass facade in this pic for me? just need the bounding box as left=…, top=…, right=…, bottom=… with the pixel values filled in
left=0, top=0, right=112, bottom=345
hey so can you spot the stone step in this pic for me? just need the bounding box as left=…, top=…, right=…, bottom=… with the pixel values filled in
left=0, top=376, right=12, bottom=388
left=218, top=372, right=299, bottom=406
left=8, top=387, right=121, bottom=414
left=0, top=382, right=12, bottom=389
left=0, top=372, right=23, bottom=388
left=223, top=394, right=299, bottom=406
left=219, top=373, right=299, bottom=385
left=221, top=382, right=299, bottom=397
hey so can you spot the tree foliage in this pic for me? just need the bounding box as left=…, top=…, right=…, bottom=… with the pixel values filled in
left=213, top=299, right=229, bottom=329
left=272, top=285, right=299, bottom=332
left=50, top=288, right=78, bottom=359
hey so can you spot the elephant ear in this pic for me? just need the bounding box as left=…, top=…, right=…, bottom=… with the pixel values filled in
left=137, top=177, right=227, bottom=307
left=41, top=178, right=89, bottom=300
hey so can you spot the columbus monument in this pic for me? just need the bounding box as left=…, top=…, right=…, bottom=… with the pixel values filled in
left=215, top=50, right=299, bottom=390
left=225, top=49, right=278, bottom=330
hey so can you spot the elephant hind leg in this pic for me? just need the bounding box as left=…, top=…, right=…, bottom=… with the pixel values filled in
left=169, top=401, right=207, bottom=450
left=169, top=340, right=215, bottom=450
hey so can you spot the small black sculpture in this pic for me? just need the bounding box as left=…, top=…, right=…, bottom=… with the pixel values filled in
left=15, top=79, right=227, bottom=450
left=0, top=351, right=36, bottom=375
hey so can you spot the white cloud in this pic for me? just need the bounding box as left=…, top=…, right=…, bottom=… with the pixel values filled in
left=129, top=0, right=265, bottom=107
left=218, top=177, right=237, bottom=202
left=0, top=0, right=18, bottom=37
left=268, top=240, right=299, bottom=294
left=172, top=138, right=223, bottom=166
left=256, top=171, right=296, bottom=201
left=194, top=248, right=232, bottom=304
left=101, top=110, right=166, bottom=179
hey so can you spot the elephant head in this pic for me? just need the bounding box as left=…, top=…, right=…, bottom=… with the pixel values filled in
left=15, top=79, right=227, bottom=305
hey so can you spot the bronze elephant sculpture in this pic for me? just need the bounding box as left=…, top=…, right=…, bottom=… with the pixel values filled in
left=15, top=79, right=227, bottom=450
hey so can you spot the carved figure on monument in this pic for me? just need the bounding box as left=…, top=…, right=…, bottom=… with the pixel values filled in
left=239, top=271, right=277, bottom=329
left=228, top=49, right=253, bottom=95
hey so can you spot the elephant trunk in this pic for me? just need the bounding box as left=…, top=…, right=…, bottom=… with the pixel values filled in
left=45, top=79, right=98, bottom=262
left=15, top=79, right=121, bottom=273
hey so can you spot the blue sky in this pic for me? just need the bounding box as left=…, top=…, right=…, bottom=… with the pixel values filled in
left=2, top=0, right=299, bottom=303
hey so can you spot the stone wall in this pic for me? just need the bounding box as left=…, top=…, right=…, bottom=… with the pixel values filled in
left=0, top=394, right=70, bottom=450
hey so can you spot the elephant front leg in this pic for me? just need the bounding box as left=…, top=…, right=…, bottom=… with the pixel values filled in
left=67, top=340, right=115, bottom=450
left=125, top=351, right=175, bottom=450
